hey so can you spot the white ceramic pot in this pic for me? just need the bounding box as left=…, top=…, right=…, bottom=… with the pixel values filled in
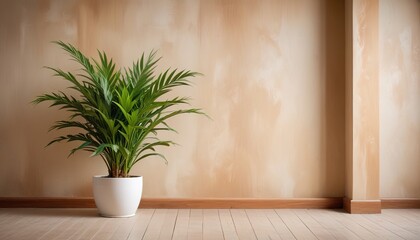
left=92, top=175, right=143, bottom=217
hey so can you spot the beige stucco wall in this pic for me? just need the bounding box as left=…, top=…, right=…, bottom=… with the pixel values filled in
left=0, top=0, right=346, bottom=198
left=350, top=0, right=380, bottom=201
left=379, top=0, right=420, bottom=198
left=345, top=0, right=353, bottom=200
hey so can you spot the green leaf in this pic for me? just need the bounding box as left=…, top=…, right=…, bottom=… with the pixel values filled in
left=91, top=143, right=119, bottom=156
left=34, top=41, right=206, bottom=177
left=69, top=141, right=92, bottom=157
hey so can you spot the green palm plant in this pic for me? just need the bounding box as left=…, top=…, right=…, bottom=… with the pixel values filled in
left=34, top=41, right=204, bottom=177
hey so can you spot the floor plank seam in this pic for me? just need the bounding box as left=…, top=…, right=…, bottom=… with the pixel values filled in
left=274, top=209, right=298, bottom=240
left=244, top=209, right=259, bottom=240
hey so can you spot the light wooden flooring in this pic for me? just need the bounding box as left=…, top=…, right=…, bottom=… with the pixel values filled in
left=0, top=208, right=420, bottom=240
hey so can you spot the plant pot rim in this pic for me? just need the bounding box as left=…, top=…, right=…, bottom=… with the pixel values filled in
left=93, top=175, right=143, bottom=179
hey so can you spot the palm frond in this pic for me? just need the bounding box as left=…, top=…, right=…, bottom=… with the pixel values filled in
left=34, top=41, right=205, bottom=177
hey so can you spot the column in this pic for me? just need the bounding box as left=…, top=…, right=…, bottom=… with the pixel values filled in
left=345, top=0, right=381, bottom=214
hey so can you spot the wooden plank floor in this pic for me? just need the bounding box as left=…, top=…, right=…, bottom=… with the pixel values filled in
left=0, top=209, right=419, bottom=239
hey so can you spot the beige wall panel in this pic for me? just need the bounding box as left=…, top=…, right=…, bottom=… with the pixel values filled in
left=380, top=0, right=420, bottom=198
left=351, top=0, right=380, bottom=200
left=345, top=0, right=353, bottom=199
left=0, top=0, right=345, bottom=198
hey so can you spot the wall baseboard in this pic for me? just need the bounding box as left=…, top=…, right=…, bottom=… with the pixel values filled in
left=0, top=197, right=342, bottom=209
left=1, top=197, right=419, bottom=210
left=381, top=198, right=420, bottom=209
left=140, top=198, right=343, bottom=209
left=343, top=197, right=382, bottom=214
left=0, top=197, right=96, bottom=208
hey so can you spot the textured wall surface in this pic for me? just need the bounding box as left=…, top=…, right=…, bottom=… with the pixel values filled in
left=0, top=0, right=346, bottom=198
left=380, top=0, right=420, bottom=198
left=345, top=0, right=353, bottom=199
left=350, top=0, right=380, bottom=200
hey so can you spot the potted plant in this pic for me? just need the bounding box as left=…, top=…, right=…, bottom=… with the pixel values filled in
left=34, top=41, right=204, bottom=217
